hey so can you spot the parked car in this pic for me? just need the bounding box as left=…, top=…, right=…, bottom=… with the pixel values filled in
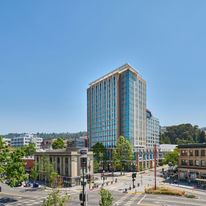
left=33, top=183, right=39, bottom=188
left=24, top=182, right=31, bottom=187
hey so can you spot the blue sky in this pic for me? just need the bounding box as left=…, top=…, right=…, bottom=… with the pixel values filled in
left=0, top=0, right=206, bottom=134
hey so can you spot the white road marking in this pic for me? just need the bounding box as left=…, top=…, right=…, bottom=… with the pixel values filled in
left=137, top=194, right=146, bottom=205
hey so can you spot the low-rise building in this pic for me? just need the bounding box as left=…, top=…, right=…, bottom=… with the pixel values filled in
left=178, top=144, right=206, bottom=181
left=67, top=136, right=88, bottom=149
left=3, top=138, right=11, bottom=146
left=11, top=134, right=43, bottom=149
left=34, top=147, right=93, bottom=187
left=41, top=139, right=53, bottom=150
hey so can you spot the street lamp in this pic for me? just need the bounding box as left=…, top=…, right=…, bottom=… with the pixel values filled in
left=79, top=148, right=88, bottom=206
left=88, top=160, right=91, bottom=190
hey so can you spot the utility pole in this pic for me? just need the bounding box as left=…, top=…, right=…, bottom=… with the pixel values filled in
left=83, top=163, right=85, bottom=206
left=79, top=148, right=88, bottom=206
left=154, top=144, right=157, bottom=190
left=132, top=172, right=136, bottom=188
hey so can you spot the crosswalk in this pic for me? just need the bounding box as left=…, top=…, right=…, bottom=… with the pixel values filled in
left=103, top=182, right=131, bottom=192
left=3, top=196, right=47, bottom=206
left=113, top=193, right=144, bottom=206
left=1, top=189, right=79, bottom=206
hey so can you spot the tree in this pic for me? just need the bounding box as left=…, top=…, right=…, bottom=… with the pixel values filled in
left=0, top=136, right=5, bottom=149
left=99, top=188, right=113, bottom=206
left=32, top=156, right=59, bottom=187
left=160, top=124, right=202, bottom=144
left=92, top=142, right=106, bottom=163
left=4, top=148, right=28, bottom=187
left=49, top=172, right=59, bottom=188
left=0, top=136, right=8, bottom=182
left=0, top=136, right=29, bottom=187
left=93, top=160, right=100, bottom=173
left=52, top=138, right=65, bottom=150
left=163, top=148, right=179, bottom=165
left=42, top=189, right=70, bottom=206
left=30, top=165, right=38, bottom=183
left=198, top=131, right=206, bottom=143
left=23, top=143, right=36, bottom=156
left=112, top=136, right=133, bottom=172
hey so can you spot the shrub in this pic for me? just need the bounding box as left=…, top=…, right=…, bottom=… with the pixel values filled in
left=145, top=187, right=185, bottom=196
left=185, top=194, right=196, bottom=198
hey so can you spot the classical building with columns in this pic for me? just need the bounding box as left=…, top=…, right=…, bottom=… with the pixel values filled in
left=34, top=147, right=93, bottom=187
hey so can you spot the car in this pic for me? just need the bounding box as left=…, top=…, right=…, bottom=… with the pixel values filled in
left=33, top=183, right=39, bottom=188
left=24, top=182, right=31, bottom=187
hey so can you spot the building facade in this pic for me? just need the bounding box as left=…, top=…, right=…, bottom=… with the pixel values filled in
left=178, top=144, right=206, bottom=181
left=144, top=109, right=160, bottom=168
left=87, top=64, right=150, bottom=171
left=67, top=136, right=88, bottom=149
left=87, top=64, right=146, bottom=153
left=11, top=134, right=43, bottom=149
left=146, top=110, right=160, bottom=148
left=3, top=138, right=11, bottom=146
left=35, top=148, right=93, bottom=186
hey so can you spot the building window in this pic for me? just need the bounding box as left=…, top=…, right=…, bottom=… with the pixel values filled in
left=195, top=150, right=199, bottom=157
left=181, top=160, right=187, bottom=166
left=181, top=150, right=188, bottom=156
left=201, top=150, right=205, bottom=157
left=195, top=160, right=200, bottom=166
left=189, top=150, right=193, bottom=156
left=189, top=160, right=193, bottom=166
left=201, top=160, right=205, bottom=167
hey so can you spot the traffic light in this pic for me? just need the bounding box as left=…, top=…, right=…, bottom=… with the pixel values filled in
left=81, top=180, right=86, bottom=186
left=86, top=174, right=91, bottom=181
left=132, top=173, right=136, bottom=179
left=132, top=172, right=136, bottom=188
left=79, top=193, right=86, bottom=201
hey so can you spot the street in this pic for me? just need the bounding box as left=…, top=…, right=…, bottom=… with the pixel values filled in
left=1, top=168, right=206, bottom=206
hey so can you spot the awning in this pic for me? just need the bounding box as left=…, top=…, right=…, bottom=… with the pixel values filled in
left=196, top=178, right=206, bottom=182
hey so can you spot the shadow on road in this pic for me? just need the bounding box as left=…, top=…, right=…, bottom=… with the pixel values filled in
left=0, top=197, right=17, bottom=204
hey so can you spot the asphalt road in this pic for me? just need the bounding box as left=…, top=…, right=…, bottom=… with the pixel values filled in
left=1, top=167, right=206, bottom=206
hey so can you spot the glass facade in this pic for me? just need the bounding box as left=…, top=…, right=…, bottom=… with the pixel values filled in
left=87, top=64, right=147, bottom=151
left=146, top=110, right=160, bottom=148
left=87, top=74, right=118, bottom=148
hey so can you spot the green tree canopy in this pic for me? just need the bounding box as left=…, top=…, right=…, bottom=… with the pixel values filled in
left=198, top=131, right=206, bottom=143
left=163, top=148, right=179, bottom=165
left=32, top=156, right=58, bottom=187
left=6, top=148, right=28, bottom=187
left=0, top=136, right=28, bottom=187
left=160, top=124, right=201, bottom=144
left=43, top=189, right=70, bottom=206
left=92, top=142, right=106, bottom=163
left=23, top=143, right=36, bottom=156
left=52, top=138, right=65, bottom=149
left=99, top=188, right=113, bottom=206
left=112, top=136, right=133, bottom=171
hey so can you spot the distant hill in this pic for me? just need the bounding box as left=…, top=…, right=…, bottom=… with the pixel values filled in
left=160, top=124, right=205, bottom=144
left=2, top=131, right=87, bottom=140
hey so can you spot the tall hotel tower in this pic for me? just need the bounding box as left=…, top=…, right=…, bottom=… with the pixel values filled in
left=87, top=64, right=147, bottom=153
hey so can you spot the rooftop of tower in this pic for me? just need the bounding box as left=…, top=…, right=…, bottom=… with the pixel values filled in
left=89, top=63, right=144, bottom=86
